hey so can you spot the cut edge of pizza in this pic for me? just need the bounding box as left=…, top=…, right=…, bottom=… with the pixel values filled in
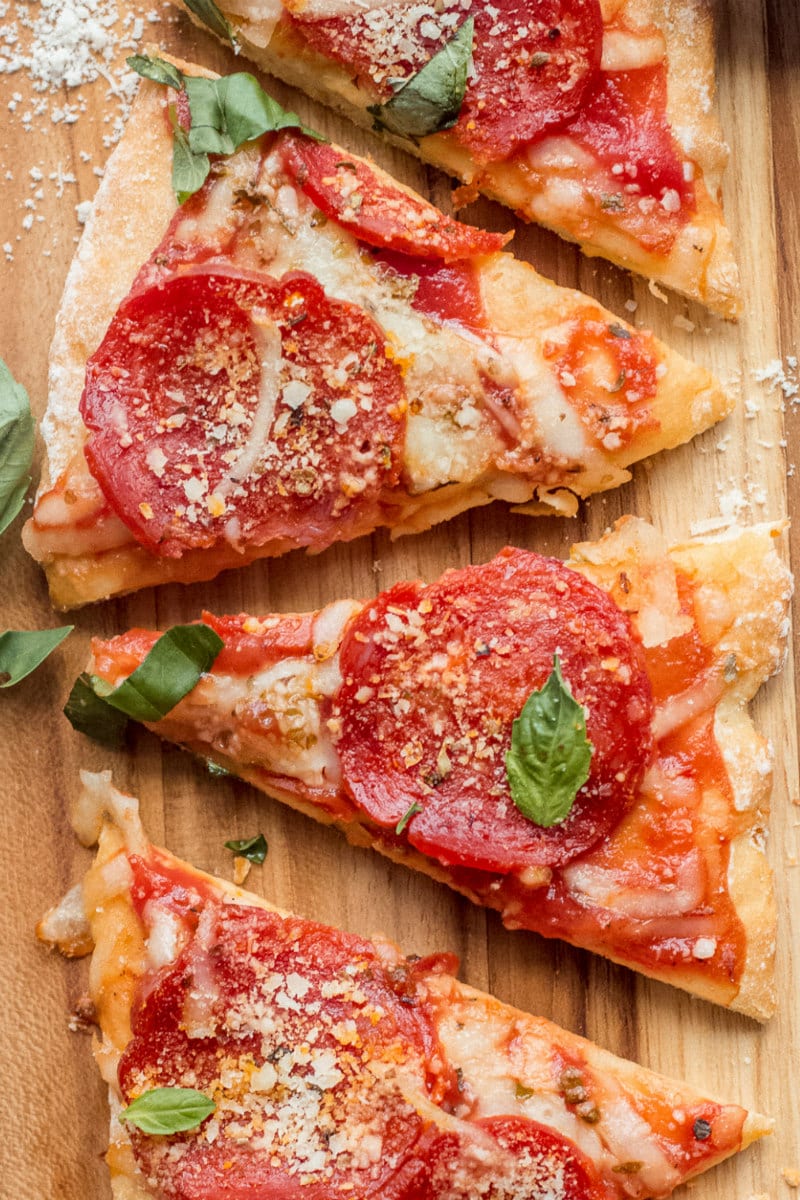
left=171, top=0, right=741, bottom=317
left=79, top=516, right=792, bottom=1020
left=22, top=59, right=732, bottom=610
left=38, top=770, right=772, bottom=1200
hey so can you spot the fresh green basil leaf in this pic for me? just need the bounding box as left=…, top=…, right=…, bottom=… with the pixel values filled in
left=172, top=116, right=212, bottom=203
left=368, top=17, right=474, bottom=139
left=505, top=654, right=593, bottom=828
left=126, top=54, right=184, bottom=90
left=64, top=673, right=130, bottom=748
left=395, top=800, right=423, bottom=835
left=185, top=72, right=323, bottom=158
left=92, top=623, right=223, bottom=722
left=130, top=58, right=325, bottom=203
left=120, top=1087, right=215, bottom=1135
left=0, top=626, right=72, bottom=688
left=225, top=833, right=268, bottom=864
left=182, top=0, right=237, bottom=46
left=0, top=358, right=35, bottom=536
left=207, top=759, right=231, bottom=778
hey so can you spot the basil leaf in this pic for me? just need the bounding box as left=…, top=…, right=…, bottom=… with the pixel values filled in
left=126, top=54, right=184, bottom=90
left=182, top=0, right=236, bottom=47
left=172, top=115, right=211, bottom=204
left=120, top=1087, right=215, bottom=1135
left=395, top=800, right=423, bottom=835
left=0, top=358, right=35, bottom=536
left=225, top=833, right=268, bottom=864
left=368, top=17, right=474, bottom=139
left=505, top=655, right=593, bottom=828
left=184, top=72, right=323, bottom=156
left=0, top=626, right=72, bottom=688
left=128, top=57, right=325, bottom=203
left=92, top=623, right=223, bottom=722
left=64, top=623, right=223, bottom=744
left=63, top=673, right=130, bottom=748
left=207, top=760, right=231, bottom=778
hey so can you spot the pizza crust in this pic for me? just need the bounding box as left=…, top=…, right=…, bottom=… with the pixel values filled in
left=175, top=0, right=740, bottom=315
left=39, top=772, right=773, bottom=1197
left=24, top=62, right=732, bottom=609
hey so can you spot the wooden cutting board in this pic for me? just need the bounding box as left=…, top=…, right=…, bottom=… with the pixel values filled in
left=1, top=1, right=799, bottom=1195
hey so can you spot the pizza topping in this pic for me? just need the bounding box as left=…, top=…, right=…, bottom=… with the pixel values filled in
left=0, top=357, right=35, bottom=537
left=180, top=0, right=236, bottom=46
left=118, top=870, right=459, bottom=1197
left=505, top=654, right=592, bottom=828
left=568, top=66, right=692, bottom=208
left=80, top=270, right=406, bottom=557
left=542, top=311, right=659, bottom=452
left=280, top=134, right=511, bottom=259
left=412, top=1115, right=605, bottom=1199
left=335, top=548, right=653, bottom=873
left=368, top=16, right=474, bottom=140
left=120, top=1087, right=216, bottom=1135
left=285, top=0, right=474, bottom=93
left=290, top=0, right=603, bottom=165
left=453, top=0, right=603, bottom=163
left=373, top=251, right=488, bottom=332
left=65, top=624, right=223, bottom=748
left=128, top=57, right=323, bottom=202
left=224, top=833, right=268, bottom=863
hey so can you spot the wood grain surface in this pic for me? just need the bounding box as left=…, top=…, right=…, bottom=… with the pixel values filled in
left=1, top=1, right=799, bottom=1196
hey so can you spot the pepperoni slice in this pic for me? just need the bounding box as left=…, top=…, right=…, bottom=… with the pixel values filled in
left=334, top=549, right=653, bottom=873
left=119, top=866, right=458, bottom=1199
left=408, top=1116, right=606, bottom=1199
left=80, top=270, right=406, bottom=558
left=280, top=135, right=511, bottom=259
left=454, top=0, right=603, bottom=163
left=374, top=251, right=487, bottom=331
left=567, top=66, right=694, bottom=207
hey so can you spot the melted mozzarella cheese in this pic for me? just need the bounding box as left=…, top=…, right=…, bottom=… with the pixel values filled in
left=601, top=29, right=666, bottom=72
left=160, top=600, right=360, bottom=788
left=434, top=988, right=680, bottom=1196
left=562, top=852, right=705, bottom=919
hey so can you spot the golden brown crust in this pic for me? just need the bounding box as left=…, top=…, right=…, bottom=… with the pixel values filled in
left=24, top=61, right=732, bottom=609
left=181, top=0, right=739, bottom=314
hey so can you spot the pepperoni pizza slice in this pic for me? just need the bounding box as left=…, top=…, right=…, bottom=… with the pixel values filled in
left=39, top=770, right=771, bottom=1199
left=78, top=517, right=791, bottom=1019
left=172, top=0, right=740, bottom=316
left=23, top=61, right=732, bottom=609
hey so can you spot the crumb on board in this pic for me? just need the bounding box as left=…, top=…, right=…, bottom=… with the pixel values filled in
left=233, top=856, right=252, bottom=886
left=782, top=1170, right=800, bottom=1188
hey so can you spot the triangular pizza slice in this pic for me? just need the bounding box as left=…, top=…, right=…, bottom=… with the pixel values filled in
left=75, top=517, right=791, bottom=1018
left=171, top=0, right=740, bottom=315
left=23, top=61, right=731, bottom=609
left=39, top=770, right=771, bottom=1199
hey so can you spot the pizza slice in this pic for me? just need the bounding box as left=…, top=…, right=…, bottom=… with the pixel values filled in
left=172, top=0, right=740, bottom=316
left=38, top=770, right=771, bottom=1199
left=22, top=60, right=732, bottom=610
left=75, top=517, right=791, bottom=1019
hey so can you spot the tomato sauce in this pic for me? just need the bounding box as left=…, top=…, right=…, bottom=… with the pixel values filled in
left=480, top=571, right=747, bottom=995
left=542, top=310, right=660, bottom=452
